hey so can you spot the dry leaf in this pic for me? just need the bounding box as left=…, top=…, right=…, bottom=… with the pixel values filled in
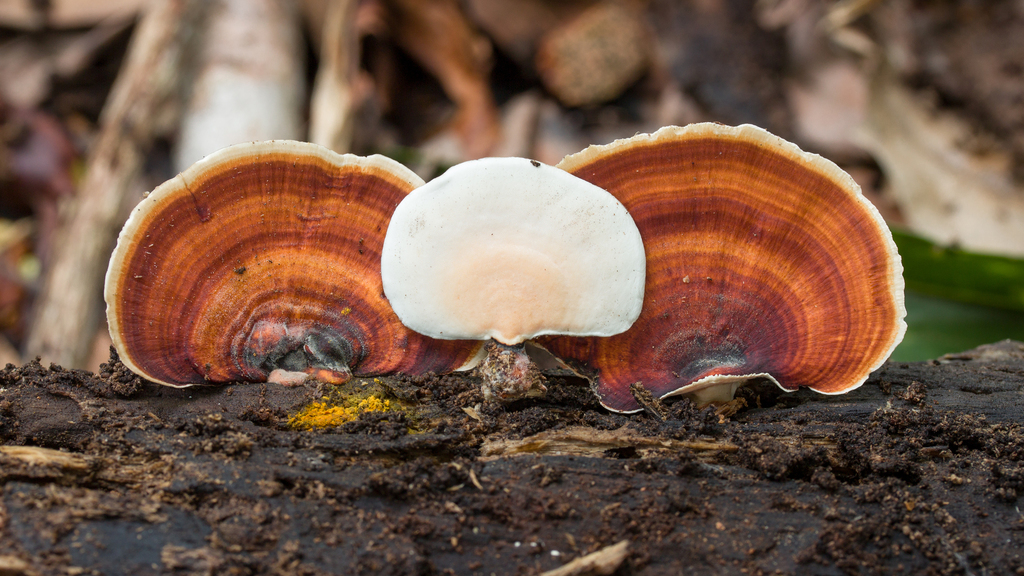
left=786, top=60, right=870, bottom=159
left=856, top=69, right=1024, bottom=257
left=385, top=0, right=500, bottom=158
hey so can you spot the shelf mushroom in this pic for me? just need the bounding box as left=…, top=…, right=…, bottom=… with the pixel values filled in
left=540, top=123, right=907, bottom=412
left=380, top=157, right=647, bottom=401
left=105, top=141, right=481, bottom=388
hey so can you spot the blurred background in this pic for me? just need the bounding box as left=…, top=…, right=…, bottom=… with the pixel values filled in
left=0, top=0, right=1022, bottom=372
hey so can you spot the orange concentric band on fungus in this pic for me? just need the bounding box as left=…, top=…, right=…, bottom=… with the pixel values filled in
left=105, top=141, right=480, bottom=387
left=540, top=123, right=907, bottom=413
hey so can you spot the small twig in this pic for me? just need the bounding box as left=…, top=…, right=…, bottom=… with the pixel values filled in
left=630, top=381, right=668, bottom=421
left=714, top=397, right=747, bottom=422
left=540, top=540, right=629, bottom=576
left=309, top=0, right=358, bottom=153
left=0, top=555, right=38, bottom=576
left=821, top=0, right=883, bottom=32
left=0, top=445, right=92, bottom=472
left=480, top=426, right=739, bottom=458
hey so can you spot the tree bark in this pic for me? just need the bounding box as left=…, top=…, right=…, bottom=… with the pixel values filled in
left=173, top=0, right=305, bottom=171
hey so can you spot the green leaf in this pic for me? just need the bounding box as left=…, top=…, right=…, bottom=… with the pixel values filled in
left=892, top=228, right=1024, bottom=311
left=891, top=291, right=1024, bottom=362
left=889, top=228, right=1024, bottom=361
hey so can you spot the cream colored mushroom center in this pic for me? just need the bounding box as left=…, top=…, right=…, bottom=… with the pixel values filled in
left=380, top=156, right=646, bottom=344
left=441, top=242, right=572, bottom=345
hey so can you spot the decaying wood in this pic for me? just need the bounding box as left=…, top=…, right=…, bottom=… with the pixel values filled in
left=173, top=0, right=304, bottom=170
left=308, top=0, right=359, bottom=153
left=24, top=0, right=199, bottom=369
left=480, top=426, right=740, bottom=458
left=540, top=540, right=629, bottom=576
left=629, top=381, right=668, bottom=421
left=0, top=445, right=92, bottom=472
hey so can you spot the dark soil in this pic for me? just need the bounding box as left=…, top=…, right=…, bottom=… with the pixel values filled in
left=2, top=341, right=1024, bottom=575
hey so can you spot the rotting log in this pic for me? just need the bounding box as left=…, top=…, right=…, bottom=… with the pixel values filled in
left=1, top=341, right=1023, bottom=573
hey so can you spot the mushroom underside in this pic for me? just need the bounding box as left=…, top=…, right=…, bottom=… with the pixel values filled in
left=234, top=312, right=361, bottom=385
left=540, top=304, right=807, bottom=413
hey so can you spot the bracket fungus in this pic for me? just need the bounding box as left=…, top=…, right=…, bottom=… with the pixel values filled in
left=540, top=123, right=907, bottom=413
left=380, top=157, right=646, bottom=401
left=105, top=141, right=480, bottom=388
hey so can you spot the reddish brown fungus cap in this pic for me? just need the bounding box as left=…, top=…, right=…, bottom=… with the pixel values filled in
left=104, top=140, right=481, bottom=387
left=540, top=123, right=907, bottom=413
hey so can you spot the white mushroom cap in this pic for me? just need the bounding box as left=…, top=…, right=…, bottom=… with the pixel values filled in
left=381, top=157, right=646, bottom=345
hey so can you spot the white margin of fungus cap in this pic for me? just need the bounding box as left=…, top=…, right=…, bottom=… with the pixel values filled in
left=381, top=157, right=646, bottom=345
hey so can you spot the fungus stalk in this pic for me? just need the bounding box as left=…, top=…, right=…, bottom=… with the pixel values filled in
left=477, top=341, right=547, bottom=402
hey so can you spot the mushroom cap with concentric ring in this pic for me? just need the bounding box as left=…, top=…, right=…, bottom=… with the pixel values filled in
left=104, top=140, right=481, bottom=387
left=539, top=123, right=907, bottom=413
